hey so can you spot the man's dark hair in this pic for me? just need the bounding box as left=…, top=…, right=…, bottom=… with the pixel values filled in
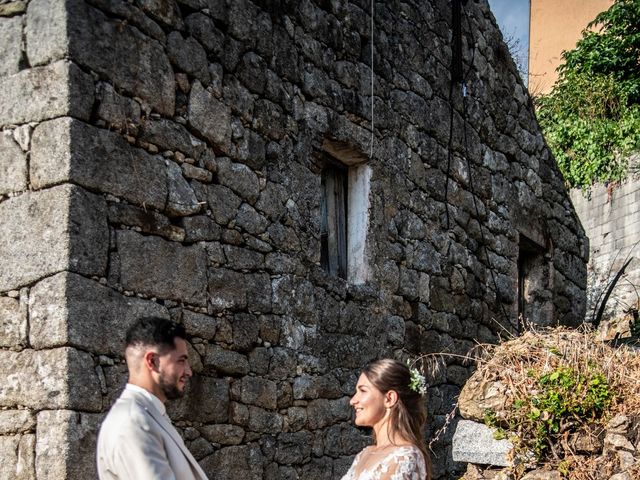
left=125, top=317, right=186, bottom=352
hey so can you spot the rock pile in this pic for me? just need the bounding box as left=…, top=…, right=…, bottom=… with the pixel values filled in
left=453, top=329, right=640, bottom=479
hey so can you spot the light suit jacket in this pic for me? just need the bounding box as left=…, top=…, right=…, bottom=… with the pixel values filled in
left=97, top=386, right=209, bottom=480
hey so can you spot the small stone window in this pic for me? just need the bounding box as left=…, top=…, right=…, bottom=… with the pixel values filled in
left=319, top=140, right=371, bottom=284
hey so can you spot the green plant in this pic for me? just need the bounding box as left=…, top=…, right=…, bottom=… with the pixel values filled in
left=483, top=409, right=507, bottom=440
left=557, top=459, right=570, bottom=477
left=535, top=0, right=640, bottom=188
left=515, top=366, right=612, bottom=458
left=467, top=328, right=639, bottom=477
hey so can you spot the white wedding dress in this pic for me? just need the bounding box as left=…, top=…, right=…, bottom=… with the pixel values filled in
left=340, top=445, right=427, bottom=480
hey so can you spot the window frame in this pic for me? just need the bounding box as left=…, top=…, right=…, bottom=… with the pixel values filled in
left=318, top=141, right=371, bottom=284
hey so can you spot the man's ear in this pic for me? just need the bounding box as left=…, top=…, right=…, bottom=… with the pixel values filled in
left=143, top=351, right=159, bottom=372
left=384, top=390, right=399, bottom=408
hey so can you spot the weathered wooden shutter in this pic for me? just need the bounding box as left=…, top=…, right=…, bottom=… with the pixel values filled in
left=321, top=166, right=348, bottom=278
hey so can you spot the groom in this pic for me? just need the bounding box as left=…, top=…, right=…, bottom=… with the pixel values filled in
left=97, top=317, right=209, bottom=480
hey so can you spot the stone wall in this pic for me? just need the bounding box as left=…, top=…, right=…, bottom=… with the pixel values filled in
left=0, top=0, right=587, bottom=479
left=570, top=173, right=640, bottom=329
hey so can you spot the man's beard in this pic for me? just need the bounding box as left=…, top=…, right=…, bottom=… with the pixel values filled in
left=159, top=372, right=186, bottom=400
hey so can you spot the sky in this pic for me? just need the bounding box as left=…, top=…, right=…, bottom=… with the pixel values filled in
left=487, top=0, right=530, bottom=79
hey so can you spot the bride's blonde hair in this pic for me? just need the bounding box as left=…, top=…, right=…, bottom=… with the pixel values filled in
left=362, top=358, right=432, bottom=480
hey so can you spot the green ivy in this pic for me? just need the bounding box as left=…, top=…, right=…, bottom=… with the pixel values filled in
left=481, top=365, right=613, bottom=461
left=535, top=0, right=640, bottom=188
left=520, top=366, right=612, bottom=458
left=483, top=409, right=507, bottom=440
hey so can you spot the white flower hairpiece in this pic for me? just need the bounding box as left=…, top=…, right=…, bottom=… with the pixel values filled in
left=407, top=360, right=427, bottom=395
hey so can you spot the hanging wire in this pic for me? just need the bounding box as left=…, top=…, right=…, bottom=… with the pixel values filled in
left=444, top=79, right=455, bottom=231
left=370, top=0, right=374, bottom=160
left=444, top=2, right=515, bottom=335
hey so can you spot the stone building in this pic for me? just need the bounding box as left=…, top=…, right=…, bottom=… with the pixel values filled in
left=0, top=0, right=587, bottom=479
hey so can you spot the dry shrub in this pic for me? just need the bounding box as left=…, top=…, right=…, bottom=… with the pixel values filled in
left=468, top=326, right=640, bottom=478
left=561, top=452, right=620, bottom=480
left=563, top=452, right=640, bottom=480
left=471, top=327, right=640, bottom=417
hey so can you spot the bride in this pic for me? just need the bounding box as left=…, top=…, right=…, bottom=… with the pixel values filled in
left=341, top=359, right=432, bottom=480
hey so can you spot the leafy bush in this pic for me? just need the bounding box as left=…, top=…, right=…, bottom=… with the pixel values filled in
left=535, top=0, right=640, bottom=188
left=520, top=366, right=612, bottom=457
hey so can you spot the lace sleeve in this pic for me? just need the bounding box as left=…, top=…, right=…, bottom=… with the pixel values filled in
left=340, top=449, right=365, bottom=480
left=378, top=446, right=426, bottom=480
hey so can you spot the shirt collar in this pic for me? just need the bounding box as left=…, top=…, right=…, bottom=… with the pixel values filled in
left=126, top=383, right=167, bottom=417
